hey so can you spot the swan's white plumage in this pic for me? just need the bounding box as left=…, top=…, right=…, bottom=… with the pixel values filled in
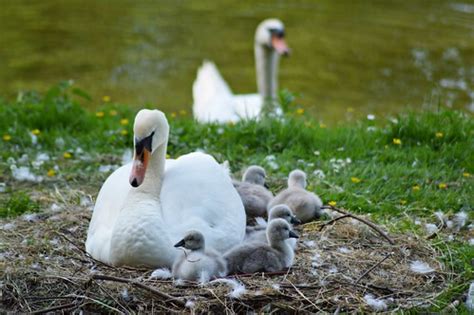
left=86, top=110, right=246, bottom=267
left=192, top=61, right=262, bottom=123
left=193, top=18, right=288, bottom=123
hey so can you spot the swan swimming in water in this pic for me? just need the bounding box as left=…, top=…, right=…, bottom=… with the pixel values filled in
left=193, top=18, right=290, bottom=123
left=85, top=109, right=246, bottom=267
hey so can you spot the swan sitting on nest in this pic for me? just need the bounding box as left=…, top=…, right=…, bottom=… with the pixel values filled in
left=193, top=18, right=290, bottom=123
left=85, top=109, right=246, bottom=267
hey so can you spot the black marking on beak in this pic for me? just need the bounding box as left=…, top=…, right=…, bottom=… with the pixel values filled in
left=264, top=182, right=270, bottom=189
left=269, top=28, right=285, bottom=38
left=291, top=216, right=302, bottom=225
left=131, top=178, right=139, bottom=188
left=174, top=239, right=185, bottom=248
left=135, top=131, right=154, bottom=157
left=289, top=230, right=299, bottom=239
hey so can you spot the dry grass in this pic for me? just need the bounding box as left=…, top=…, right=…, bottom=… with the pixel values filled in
left=1, top=189, right=453, bottom=313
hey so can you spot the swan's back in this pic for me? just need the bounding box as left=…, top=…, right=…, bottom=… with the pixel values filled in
left=161, top=152, right=246, bottom=253
left=193, top=61, right=236, bottom=122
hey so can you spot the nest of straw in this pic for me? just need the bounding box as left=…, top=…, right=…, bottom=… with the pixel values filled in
left=1, top=190, right=452, bottom=313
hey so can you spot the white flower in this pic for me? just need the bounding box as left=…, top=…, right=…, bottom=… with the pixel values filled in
left=313, top=169, right=325, bottom=179
left=367, top=114, right=375, bottom=121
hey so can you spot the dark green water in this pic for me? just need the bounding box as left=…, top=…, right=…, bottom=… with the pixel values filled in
left=1, top=0, right=473, bottom=121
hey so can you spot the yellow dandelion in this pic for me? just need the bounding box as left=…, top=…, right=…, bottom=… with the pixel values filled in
left=102, top=95, right=111, bottom=102
left=328, top=201, right=337, bottom=207
left=393, top=138, right=402, bottom=145
left=435, top=132, right=443, bottom=138
left=3, top=134, right=12, bottom=141
left=120, top=129, right=128, bottom=136
left=63, top=152, right=72, bottom=159
left=166, top=154, right=171, bottom=159
left=319, top=123, right=327, bottom=128
left=120, top=118, right=129, bottom=126
left=463, top=172, right=471, bottom=178
left=296, top=108, right=305, bottom=115
left=109, top=110, right=118, bottom=116
left=179, top=109, right=187, bottom=116
left=351, top=177, right=361, bottom=183
left=47, top=169, right=56, bottom=177
left=171, top=112, right=177, bottom=118
left=412, top=185, right=420, bottom=191
left=31, top=129, right=41, bottom=135
left=96, top=111, right=105, bottom=118
left=400, top=200, right=407, bottom=205
left=438, top=183, right=447, bottom=189
left=347, top=107, right=354, bottom=113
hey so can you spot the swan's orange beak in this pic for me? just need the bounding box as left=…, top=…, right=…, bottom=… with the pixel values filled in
left=130, top=149, right=150, bottom=187
left=129, top=132, right=154, bottom=188
left=272, top=36, right=290, bottom=56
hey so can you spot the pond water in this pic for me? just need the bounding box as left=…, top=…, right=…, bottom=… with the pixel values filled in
left=1, top=0, right=474, bottom=121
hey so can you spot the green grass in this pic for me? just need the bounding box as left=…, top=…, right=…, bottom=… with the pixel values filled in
left=0, top=191, right=39, bottom=218
left=0, top=82, right=473, bottom=311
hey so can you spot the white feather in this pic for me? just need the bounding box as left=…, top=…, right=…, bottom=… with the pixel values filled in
left=466, top=281, right=474, bottom=311
left=150, top=268, right=172, bottom=279
left=453, top=211, right=468, bottom=230
left=425, top=223, right=438, bottom=234
left=210, top=278, right=247, bottom=299
left=255, top=217, right=268, bottom=227
left=364, top=294, right=388, bottom=311
left=410, top=260, right=435, bottom=274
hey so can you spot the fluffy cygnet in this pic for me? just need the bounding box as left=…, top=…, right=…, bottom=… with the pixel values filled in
left=225, top=218, right=298, bottom=274
left=234, top=165, right=274, bottom=219
left=245, top=204, right=300, bottom=248
left=268, top=170, right=323, bottom=223
left=172, top=230, right=227, bottom=282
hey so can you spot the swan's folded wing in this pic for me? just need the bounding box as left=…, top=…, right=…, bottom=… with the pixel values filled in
left=161, top=152, right=246, bottom=252
left=233, top=93, right=262, bottom=119
left=192, top=61, right=238, bottom=123
left=85, top=163, right=133, bottom=263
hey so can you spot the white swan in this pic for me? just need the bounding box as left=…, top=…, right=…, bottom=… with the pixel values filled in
left=193, top=18, right=290, bottom=123
left=85, top=109, right=246, bottom=267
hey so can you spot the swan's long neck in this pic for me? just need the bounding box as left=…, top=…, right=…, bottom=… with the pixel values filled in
left=255, top=43, right=279, bottom=115
left=135, top=140, right=167, bottom=196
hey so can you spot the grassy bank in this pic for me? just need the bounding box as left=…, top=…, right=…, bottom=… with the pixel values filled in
left=1, top=83, right=473, bottom=312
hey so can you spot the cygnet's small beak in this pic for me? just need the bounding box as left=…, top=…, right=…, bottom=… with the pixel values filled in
left=290, top=216, right=302, bottom=225
left=264, top=182, right=270, bottom=189
left=174, top=239, right=185, bottom=248
left=289, top=230, right=299, bottom=239
left=129, top=132, right=154, bottom=188
left=272, top=36, right=290, bottom=56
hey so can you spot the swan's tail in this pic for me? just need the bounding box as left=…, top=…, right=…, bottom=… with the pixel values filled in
left=192, top=61, right=234, bottom=123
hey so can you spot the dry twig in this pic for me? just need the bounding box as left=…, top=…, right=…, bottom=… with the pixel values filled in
left=321, top=206, right=395, bottom=245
